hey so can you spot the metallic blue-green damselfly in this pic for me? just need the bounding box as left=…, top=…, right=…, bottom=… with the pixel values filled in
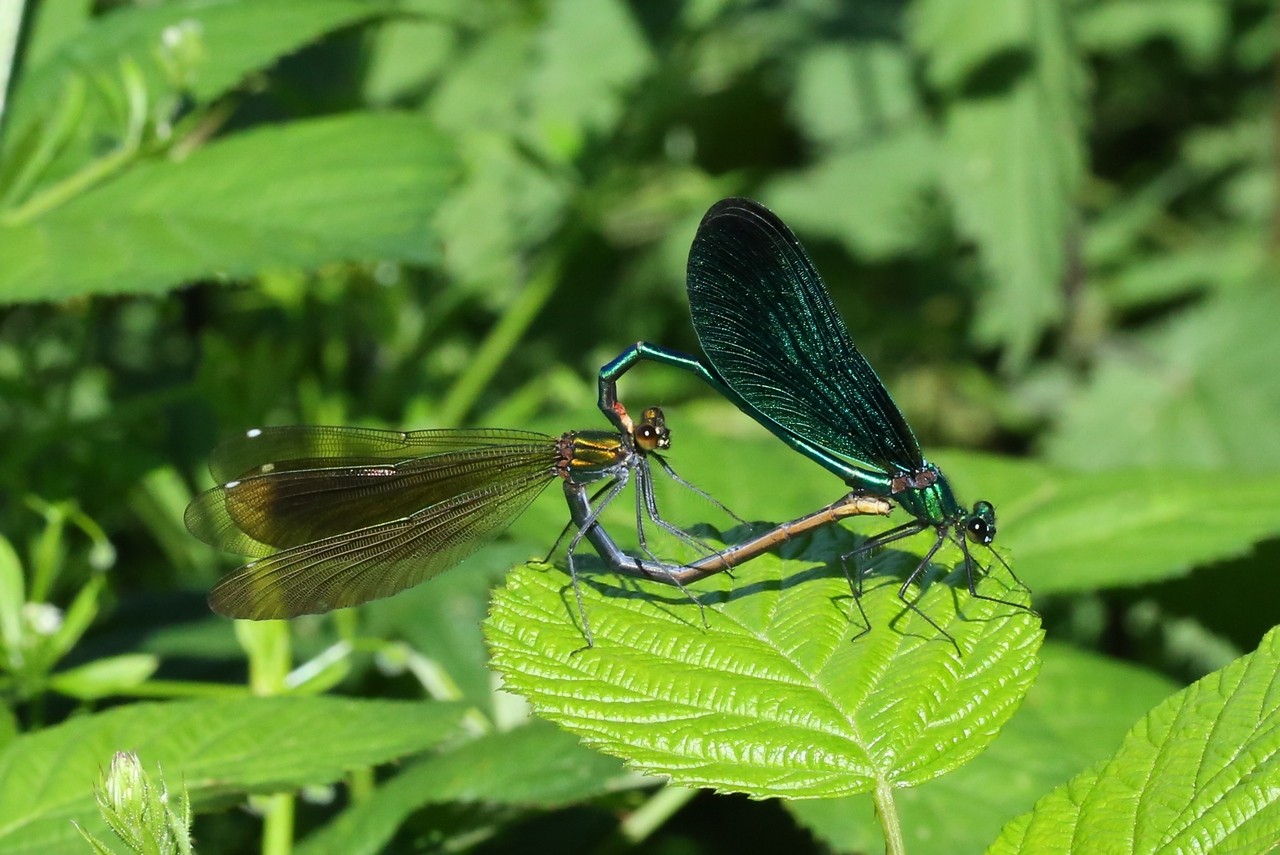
left=598, top=199, right=1034, bottom=643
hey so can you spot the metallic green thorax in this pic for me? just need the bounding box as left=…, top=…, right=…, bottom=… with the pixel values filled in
left=890, top=462, right=961, bottom=528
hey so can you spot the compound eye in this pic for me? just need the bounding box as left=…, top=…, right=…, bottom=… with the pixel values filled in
left=966, top=516, right=995, bottom=545
left=634, top=424, right=660, bottom=451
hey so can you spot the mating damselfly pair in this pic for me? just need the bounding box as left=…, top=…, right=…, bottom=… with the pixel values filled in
left=187, top=198, right=1033, bottom=646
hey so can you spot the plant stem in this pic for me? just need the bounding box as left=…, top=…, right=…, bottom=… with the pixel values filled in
left=241, top=621, right=295, bottom=855
left=0, top=59, right=147, bottom=225
left=347, top=767, right=375, bottom=805
left=875, top=778, right=906, bottom=855
left=617, top=785, right=698, bottom=845
left=261, top=793, right=295, bottom=855
left=438, top=243, right=565, bottom=425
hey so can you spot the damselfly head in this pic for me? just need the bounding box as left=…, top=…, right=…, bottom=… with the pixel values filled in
left=964, top=500, right=996, bottom=546
left=634, top=406, right=671, bottom=452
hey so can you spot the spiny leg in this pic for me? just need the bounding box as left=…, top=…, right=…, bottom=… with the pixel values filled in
left=563, top=475, right=632, bottom=648
left=544, top=480, right=616, bottom=563
left=645, top=454, right=749, bottom=579
left=649, top=452, right=748, bottom=525
left=632, top=463, right=709, bottom=625
left=633, top=458, right=724, bottom=561
left=841, top=520, right=926, bottom=640
left=956, top=535, right=1040, bottom=617
left=891, top=532, right=962, bottom=652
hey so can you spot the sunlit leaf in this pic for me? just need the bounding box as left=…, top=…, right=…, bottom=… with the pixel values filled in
left=991, top=626, right=1280, bottom=854
left=766, top=124, right=938, bottom=260
left=526, top=0, right=652, bottom=161
left=297, top=721, right=635, bottom=855
left=1044, top=290, right=1280, bottom=471
left=789, top=643, right=1178, bottom=854
left=7, top=0, right=394, bottom=144
left=941, top=452, right=1280, bottom=594
left=487, top=526, right=1042, bottom=799
left=913, top=0, right=1087, bottom=367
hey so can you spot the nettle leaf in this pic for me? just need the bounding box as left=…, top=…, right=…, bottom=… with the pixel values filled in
left=789, top=642, right=1178, bottom=855
left=0, top=697, right=465, bottom=855
left=7, top=0, right=394, bottom=142
left=0, top=113, right=457, bottom=302
left=912, top=0, right=1087, bottom=368
left=2, top=0, right=398, bottom=206
left=938, top=452, right=1280, bottom=594
left=486, top=525, right=1043, bottom=799
left=991, top=625, right=1280, bottom=854
left=789, top=41, right=922, bottom=149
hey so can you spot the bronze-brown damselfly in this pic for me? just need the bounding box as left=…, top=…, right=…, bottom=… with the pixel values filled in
left=186, top=405, right=889, bottom=644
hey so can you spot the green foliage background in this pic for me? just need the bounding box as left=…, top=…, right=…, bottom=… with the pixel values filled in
left=0, top=1, right=1277, bottom=853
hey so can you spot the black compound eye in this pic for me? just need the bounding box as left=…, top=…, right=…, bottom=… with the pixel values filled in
left=965, top=500, right=996, bottom=545
left=966, top=516, right=994, bottom=545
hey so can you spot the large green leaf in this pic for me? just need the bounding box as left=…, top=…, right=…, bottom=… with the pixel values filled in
left=6, top=0, right=393, bottom=148
left=486, top=525, right=1043, bottom=799
left=912, top=0, right=1086, bottom=367
left=0, top=113, right=457, bottom=302
left=789, top=642, right=1178, bottom=854
left=0, top=697, right=464, bottom=855
left=991, top=625, right=1280, bottom=854
left=297, top=721, right=636, bottom=855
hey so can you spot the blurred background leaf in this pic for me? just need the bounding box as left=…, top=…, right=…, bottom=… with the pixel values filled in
left=0, top=113, right=457, bottom=300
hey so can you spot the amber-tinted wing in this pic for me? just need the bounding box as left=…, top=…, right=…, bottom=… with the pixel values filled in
left=206, top=465, right=558, bottom=620
left=186, top=427, right=555, bottom=555
left=207, top=425, right=552, bottom=482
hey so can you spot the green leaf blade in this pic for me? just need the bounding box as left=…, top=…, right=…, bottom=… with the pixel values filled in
left=297, top=721, right=634, bottom=855
left=486, top=528, right=1042, bottom=799
left=0, top=113, right=458, bottom=302
left=990, top=627, right=1280, bottom=854
left=912, top=0, right=1087, bottom=368
left=939, top=452, right=1280, bottom=595
left=7, top=0, right=395, bottom=146
left=0, top=697, right=465, bottom=855
left=1045, top=290, right=1280, bottom=472
left=790, top=642, right=1180, bottom=854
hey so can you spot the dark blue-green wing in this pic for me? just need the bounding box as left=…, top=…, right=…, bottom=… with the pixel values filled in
left=686, top=197, right=922, bottom=473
